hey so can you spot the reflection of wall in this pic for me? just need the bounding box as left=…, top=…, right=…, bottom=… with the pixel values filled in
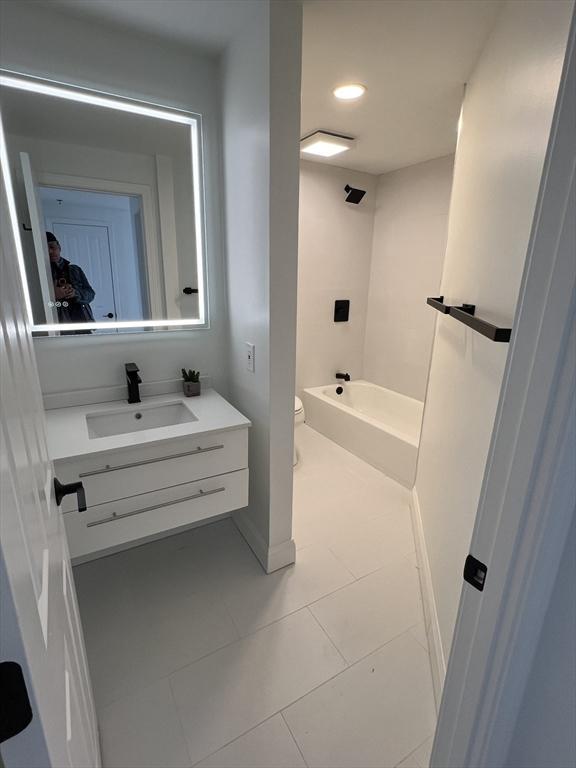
left=0, top=0, right=228, bottom=394
left=364, top=155, right=454, bottom=401
left=414, top=0, right=572, bottom=664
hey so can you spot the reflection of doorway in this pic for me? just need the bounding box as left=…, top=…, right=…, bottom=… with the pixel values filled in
left=40, top=186, right=149, bottom=329
left=51, top=221, right=117, bottom=327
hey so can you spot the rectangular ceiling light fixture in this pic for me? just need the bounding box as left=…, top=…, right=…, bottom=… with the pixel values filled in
left=300, top=130, right=355, bottom=158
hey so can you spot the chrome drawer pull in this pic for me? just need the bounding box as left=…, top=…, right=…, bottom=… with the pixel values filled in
left=86, top=486, right=226, bottom=527
left=79, top=444, right=225, bottom=477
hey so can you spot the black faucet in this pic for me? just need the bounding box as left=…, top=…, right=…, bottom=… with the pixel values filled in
left=335, top=372, right=350, bottom=382
left=125, top=363, right=142, bottom=403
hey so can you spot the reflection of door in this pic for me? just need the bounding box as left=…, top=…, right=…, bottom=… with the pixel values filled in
left=20, top=152, right=58, bottom=327
left=52, top=222, right=117, bottom=324
left=1, top=160, right=100, bottom=765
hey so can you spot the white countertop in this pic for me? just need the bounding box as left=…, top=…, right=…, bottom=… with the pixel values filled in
left=46, top=389, right=251, bottom=461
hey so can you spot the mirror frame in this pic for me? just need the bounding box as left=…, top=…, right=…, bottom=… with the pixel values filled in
left=0, top=70, right=209, bottom=333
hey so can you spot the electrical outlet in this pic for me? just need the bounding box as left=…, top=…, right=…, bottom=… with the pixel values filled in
left=245, top=342, right=255, bottom=372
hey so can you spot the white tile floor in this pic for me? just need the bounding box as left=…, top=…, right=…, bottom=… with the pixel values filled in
left=75, top=425, right=436, bottom=768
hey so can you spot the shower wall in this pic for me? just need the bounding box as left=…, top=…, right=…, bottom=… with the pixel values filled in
left=364, top=155, right=455, bottom=401
left=296, top=161, right=376, bottom=394
left=296, top=155, right=454, bottom=401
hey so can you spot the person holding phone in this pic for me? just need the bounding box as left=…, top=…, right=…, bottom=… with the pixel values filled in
left=47, top=231, right=95, bottom=331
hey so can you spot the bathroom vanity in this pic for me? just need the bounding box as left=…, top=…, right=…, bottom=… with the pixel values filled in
left=46, top=389, right=250, bottom=563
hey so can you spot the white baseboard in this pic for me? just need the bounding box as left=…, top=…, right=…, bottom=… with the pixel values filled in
left=410, top=487, right=446, bottom=711
left=233, top=509, right=296, bottom=573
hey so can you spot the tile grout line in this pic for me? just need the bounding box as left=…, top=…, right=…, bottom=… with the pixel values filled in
left=92, top=431, right=427, bottom=763
left=93, top=563, right=423, bottom=709
left=282, top=611, right=430, bottom=724
left=176, top=619, right=423, bottom=768
left=408, top=624, right=430, bottom=654
left=395, top=731, right=435, bottom=768
left=306, top=554, right=420, bottom=613
left=94, top=540, right=429, bottom=710
left=277, top=623, right=429, bottom=723
left=187, top=712, right=290, bottom=768
left=219, top=551, right=362, bottom=641
left=346, top=623, right=431, bottom=669
left=96, top=589, right=352, bottom=713
left=305, top=606, right=349, bottom=668
left=280, top=710, right=309, bottom=768
left=175, top=621, right=432, bottom=765
left=97, top=599, right=421, bottom=720
left=95, top=626, right=248, bottom=712
left=167, top=674, right=196, bottom=768
left=219, top=593, right=245, bottom=641
left=324, top=544, right=360, bottom=581
left=395, top=743, right=423, bottom=768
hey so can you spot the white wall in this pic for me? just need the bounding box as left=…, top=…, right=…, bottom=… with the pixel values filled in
left=364, top=155, right=454, bottom=402
left=0, top=1, right=229, bottom=395
left=222, top=1, right=302, bottom=570
left=268, top=2, right=304, bottom=561
left=505, top=513, right=576, bottom=768
left=414, top=0, right=573, bottom=660
left=296, top=161, right=376, bottom=393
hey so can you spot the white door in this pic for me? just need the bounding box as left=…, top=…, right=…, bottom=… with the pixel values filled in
left=432, top=20, right=575, bottom=767
left=20, top=152, right=58, bottom=326
left=51, top=221, right=118, bottom=324
left=1, top=146, right=100, bottom=765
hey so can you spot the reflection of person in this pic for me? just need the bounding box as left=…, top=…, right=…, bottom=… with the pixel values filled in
left=47, top=232, right=95, bottom=329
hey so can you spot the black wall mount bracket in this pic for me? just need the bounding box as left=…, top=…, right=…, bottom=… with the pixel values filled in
left=464, top=554, right=488, bottom=592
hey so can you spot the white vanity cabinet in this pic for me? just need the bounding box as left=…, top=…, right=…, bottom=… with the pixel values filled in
left=46, top=391, right=250, bottom=563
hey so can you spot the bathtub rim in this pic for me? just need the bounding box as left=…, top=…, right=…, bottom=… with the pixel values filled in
left=302, top=379, right=423, bottom=448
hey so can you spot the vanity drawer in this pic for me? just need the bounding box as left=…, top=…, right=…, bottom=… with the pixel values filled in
left=58, top=427, right=248, bottom=511
left=64, top=468, right=248, bottom=561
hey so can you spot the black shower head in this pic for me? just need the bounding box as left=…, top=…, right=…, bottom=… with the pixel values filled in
left=344, top=184, right=366, bottom=204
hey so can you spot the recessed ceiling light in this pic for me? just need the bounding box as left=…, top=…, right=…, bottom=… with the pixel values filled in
left=333, top=84, right=366, bottom=101
left=300, top=131, right=355, bottom=158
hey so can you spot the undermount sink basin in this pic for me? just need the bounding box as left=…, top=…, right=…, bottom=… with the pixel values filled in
left=86, top=401, right=197, bottom=439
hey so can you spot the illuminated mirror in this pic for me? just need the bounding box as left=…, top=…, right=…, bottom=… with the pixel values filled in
left=0, top=72, right=207, bottom=336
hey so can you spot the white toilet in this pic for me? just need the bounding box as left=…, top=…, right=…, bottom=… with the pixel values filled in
left=293, top=396, right=305, bottom=466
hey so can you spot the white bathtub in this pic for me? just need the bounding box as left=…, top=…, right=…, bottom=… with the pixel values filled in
left=302, top=380, right=424, bottom=487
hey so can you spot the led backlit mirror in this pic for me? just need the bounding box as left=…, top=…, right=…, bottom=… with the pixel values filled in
left=0, top=73, right=207, bottom=336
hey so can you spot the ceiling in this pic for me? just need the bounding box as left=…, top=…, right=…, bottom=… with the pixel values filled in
left=48, top=0, right=260, bottom=53
left=301, top=0, right=502, bottom=175
left=8, top=0, right=502, bottom=176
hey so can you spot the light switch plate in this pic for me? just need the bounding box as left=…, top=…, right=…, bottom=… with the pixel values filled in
left=245, top=342, right=255, bottom=372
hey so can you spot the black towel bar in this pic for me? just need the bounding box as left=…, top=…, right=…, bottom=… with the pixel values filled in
left=427, top=297, right=512, bottom=343
left=449, top=305, right=512, bottom=342
left=426, top=296, right=451, bottom=313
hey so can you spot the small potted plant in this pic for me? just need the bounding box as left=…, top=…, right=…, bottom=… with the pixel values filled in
left=181, top=368, right=201, bottom=397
